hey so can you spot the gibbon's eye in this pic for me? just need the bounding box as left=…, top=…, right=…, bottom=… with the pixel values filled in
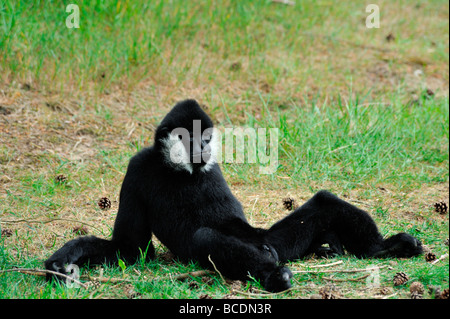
left=203, top=137, right=211, bottom=144
left=201, top=137, right=211, bottom=149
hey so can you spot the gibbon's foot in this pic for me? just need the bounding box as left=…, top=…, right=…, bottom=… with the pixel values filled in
left=45, top=260, right=68, bottom=282
left=45, top=260, right=80, bottom=285
left=373, top=232, right=423, bottom=258
left=313, top=245, right=342, bottom=258
left=262, top=266, right=293, bottom=293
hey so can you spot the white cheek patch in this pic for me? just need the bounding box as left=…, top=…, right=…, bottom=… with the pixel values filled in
left=161, top=133, right=193, bottom=174
left=201, top=128, right=220, bottom=173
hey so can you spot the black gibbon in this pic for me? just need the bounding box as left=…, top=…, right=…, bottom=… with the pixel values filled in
left=45, top=99, right=423, bottom=292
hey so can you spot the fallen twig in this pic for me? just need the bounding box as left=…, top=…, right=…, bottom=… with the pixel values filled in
left=323, top=274, right=370, bottom=282
left=348, top=199, right=371, bottom=208
left=231, top=286, right=301, bottom=298
left=300, top=260, right=343, bottom=268
left=0, top=217, right=106, bottom=233
left=329, top=143, right=357, bottom=154
left=173, top=270, right=214, bottom=281
left=271, top=0, right=295, bottom=5
left=431, top=253, right=449, bottom=265
left=82, top=274, right=133, bottom=284
left=86, top=269, right=214, bottom=284
left=208, top=254, right=226, bottom=283
left=381, top=292, right=398, bottom=299
left=293, top=264, right=388, bottom=274
left=0, top=268, right=88, bottom=288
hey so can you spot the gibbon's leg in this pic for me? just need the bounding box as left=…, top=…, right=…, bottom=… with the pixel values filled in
left=192, top=227, right=292, bottom=293
left=45, top=186, right=154, bottom=281
left=266, top=190, right=422, bottom=262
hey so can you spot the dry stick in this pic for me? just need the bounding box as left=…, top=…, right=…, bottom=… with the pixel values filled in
left=299, top=31, right=393, bottom=54
left=1, top=267, right=130, bottom=286
left=208, top=254, right=226, bottom=283
left=85, top=270, right=213, bottom=284
left=292, top=264, right=388, bottom=274
left=348, top=199, right=371, bottom=208
left=271, top=0, right=295, bottom=5
left=231, top=287, right=302, bottom=298
left=329, top=143, right=357, bottom=154
left=157, top=269, right=215, bottom=282
left=0, top=217, right=106, bottom=234
left=301, top=260, right=343, bottom=269
left=431, top=253, right=449, bottom=265
left=0, top=268, right=88, bottom=289
left=83, top=274, right=133, bottom=284
left=323, top=274, right=370, bottom=282
left=381, top=292, right=398, bottom=299
left=173, top=270, right=214, bottom=281
left=2, top=265, right=214, bottom=287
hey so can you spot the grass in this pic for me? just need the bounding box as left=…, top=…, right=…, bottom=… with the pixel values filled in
left=0, top=0, right=449, bottom=299
left=234, top=91, right=449, bottom=189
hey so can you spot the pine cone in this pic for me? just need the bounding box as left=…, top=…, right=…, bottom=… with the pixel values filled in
left=433, top=201, right=448, bottom=214
left=1, top=228, right=13, bottom=238
left=428, top=286, right=441, bottom=299
left=72, top=225, right=89, bottom=235
left=409, top=282, right=424, bottom=295
left=425, top=252, right=437, bottom=262
left=439, top=288, right=449, bottom=299
left=202, top=276, right=215, bottom=286
left=55, top=174, right=67, bottom=184
left=98, top=197, right=111, bottom=210
left=319, top=284, right=338, bottom=299
left=86, top=279, right=101, bottom=290
left=377, top=287, right=393, bottom=295
left=188, top=281, right=200, bottom=289
left=410, top=291, right=423, bottom=299
left=425, top=88, right=435, bottom=97
left=393, top=272, right=409, bottom=286
left=385, top=33, right=395, bottom=42
left=282, top=197, right=297, bottom=211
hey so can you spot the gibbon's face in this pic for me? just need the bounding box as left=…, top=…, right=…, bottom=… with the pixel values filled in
left=155, top=100, right=220, bottom=174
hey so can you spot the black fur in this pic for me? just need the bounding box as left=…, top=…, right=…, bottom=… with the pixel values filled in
left=45, top=99, right=423, bottom=292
